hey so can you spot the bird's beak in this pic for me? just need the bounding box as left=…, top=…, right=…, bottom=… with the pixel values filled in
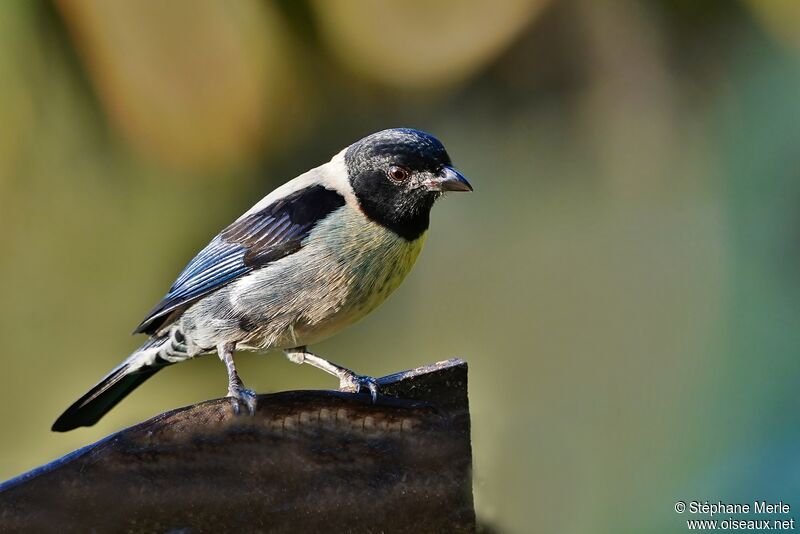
left=425, top=166, right=473, bottom=192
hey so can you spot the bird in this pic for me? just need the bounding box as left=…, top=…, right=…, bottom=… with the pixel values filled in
left=52, top=128, right=472, bottom=432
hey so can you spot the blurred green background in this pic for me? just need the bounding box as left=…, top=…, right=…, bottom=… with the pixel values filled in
left=2, top=1, right=800, bottom=531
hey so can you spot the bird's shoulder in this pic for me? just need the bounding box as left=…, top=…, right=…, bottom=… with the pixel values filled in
left=134, top=162, right=351, bottom=335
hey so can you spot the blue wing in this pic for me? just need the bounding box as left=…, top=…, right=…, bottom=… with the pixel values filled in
left=134, top=184, right=346, bottom=335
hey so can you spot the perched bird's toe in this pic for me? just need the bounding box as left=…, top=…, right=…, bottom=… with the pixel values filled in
left=228, top=385, right=258, bottom=416
left=243, top=389, right=258, bottom=415
left=339, top=372, right=379, bottom=403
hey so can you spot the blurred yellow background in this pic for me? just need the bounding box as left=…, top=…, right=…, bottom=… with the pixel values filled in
left=2, top=1, right=799, bottom=532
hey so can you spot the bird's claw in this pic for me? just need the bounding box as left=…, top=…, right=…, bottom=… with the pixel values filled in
left=228, top=383, right=257, bottom=415
left=339, top=372, right=379, bottom=403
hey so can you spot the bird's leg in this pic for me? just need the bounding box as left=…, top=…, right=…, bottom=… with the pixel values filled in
left=217, top=341, right=257, bottom=415
left=284, top=347, right=378, bottom=402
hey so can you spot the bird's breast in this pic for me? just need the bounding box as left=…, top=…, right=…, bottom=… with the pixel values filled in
left=231, top=204, right=426, bottom=350
left=289, top=205, right=427, bottom=345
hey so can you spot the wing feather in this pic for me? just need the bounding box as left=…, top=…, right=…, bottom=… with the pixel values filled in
left=134, top=184, right=346, bottom=335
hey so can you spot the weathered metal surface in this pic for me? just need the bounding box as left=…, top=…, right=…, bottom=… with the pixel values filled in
left=0, top=358, right=474, bottom=533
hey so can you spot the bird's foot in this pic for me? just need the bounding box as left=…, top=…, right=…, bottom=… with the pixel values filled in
left=227, top=381, right=258, bottom=415
left=338, top=371, right=379, bottom=403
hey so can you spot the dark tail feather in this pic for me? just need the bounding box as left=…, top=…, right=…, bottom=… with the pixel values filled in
left=52, top=340, right=172, bottom=432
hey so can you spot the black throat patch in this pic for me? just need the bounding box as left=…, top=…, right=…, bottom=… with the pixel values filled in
left=345, top=129, right=448, bottom=241
left=348, top=167, right=435, bottom=241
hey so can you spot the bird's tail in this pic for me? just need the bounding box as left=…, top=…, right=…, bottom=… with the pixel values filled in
left=52, top=335, right=179, bottom=432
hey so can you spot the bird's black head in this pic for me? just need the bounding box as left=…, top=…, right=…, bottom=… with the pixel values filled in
left=344, top=128, right=471, bottom=241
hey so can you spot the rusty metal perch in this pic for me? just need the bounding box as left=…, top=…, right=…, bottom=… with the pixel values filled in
left=0, top=358, right=474, bottom=533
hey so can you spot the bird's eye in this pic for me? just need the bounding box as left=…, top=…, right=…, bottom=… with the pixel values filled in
left=387, top=166, right=410, bottom=184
